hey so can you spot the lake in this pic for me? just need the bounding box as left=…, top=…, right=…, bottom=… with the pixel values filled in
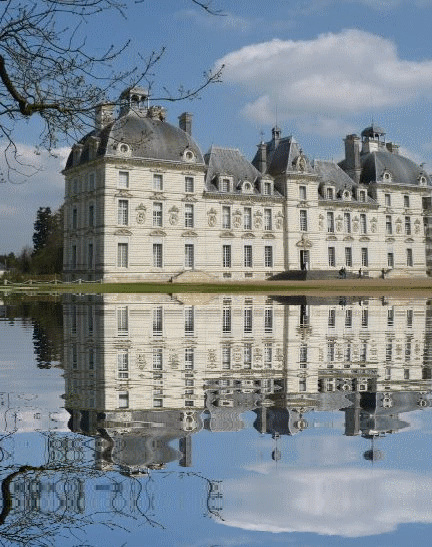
left=1, top=292, right=432, bottom=546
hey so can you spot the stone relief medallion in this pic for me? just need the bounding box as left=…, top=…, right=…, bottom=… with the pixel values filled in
left=336, top=221, right=343, bottom=232
left=168, top=206, right=179, bottom=225
left=169, top=351, right=179, bottom=368
left=233, top=346, right=242, bottom=362
left=233, top=209, right=242, bottom=228
left=353, top=220, right=359, bottom=232
left=318, top=214, right=324, bottom=231
left=276, top=212, right=284, bottom=229
left=415, top=225, right=421, bottom=234
left=207, top=208, right=217, bottom=227
left=136, top=353, right=146, bottom=369
left=207, top=348, right=217, bottom=367
left=396, top=224, right=402, bottom=234
left=275, top=348, right=283, bottom=362
left=254, top=211, right=263, bottom=229
left=135, top=204, right=146, bottom=224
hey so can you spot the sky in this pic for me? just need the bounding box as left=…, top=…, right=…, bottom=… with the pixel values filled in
left=3, top=0, right=432, bottom=252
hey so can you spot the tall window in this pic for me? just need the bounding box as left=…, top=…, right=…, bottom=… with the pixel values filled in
left=328, top=247, right=335, bottom=267
left=223, top=245, right=231, bottom=267
left=264, top=344, right=272, bottom=368
left=185, top=348, right=194, bottom=370
left=264, top=307, right=273, bottom=333
left=117, top=306, right=128, bottom=336
left=345, top=247, right=352, bottom=267
left=404, top=195, right=410, bottom=208
left=327, top=212, right=335, bottom=233
left=185, top=176, right=194, bottom=193
left=360, top=213, right=367, bottom=234
left=299, top=185, right=307, bottom=200
left=72, top=208, right=78, bottom=229
left=222, top=345, right=231, bottom=369
left=264, top=208, right=272, bottom=230
left=345, top=309, right=352, bottom=328
left=88, top=242, right=94, bottom=268
left=71, top=245, right=77, bottom=269
left=185, top=204, right=194, bottom=227
left=360, top=341, right=367, bottom=362
left=327, top=341, right=335, bottom=362
left=299, top=344, right=308, bottom=368
left=387, top=307, right=394, bottom=326
left=222, top=300, right=232, bottom=333
left=117, top=351, right=129, bottom=379
left=244, top=207, right=252, bottom=230
left=185, top=306, right=194, bottom=334
left=385, top=193, right=391, bottom=207
left=117, top=243, right=128, bottom=268
left=244, top=344, right=252, bottom=368
left=326, top=187, right=334, bottom=200
left=263, top=182, right=272, bottom=195
left=118, top=391, right=129, bottom=409
left=405, top=216, right=411, bottom=235
left=185, top=244, right=194, bottom=268
left=361, top=247, right=368, bottom=267
left=359, top=190, right=366, bottom=202
left=244, top=245, right=253, bottom=268
left=153, top=202, right=163, bottom=227
left=386, top=339, right=392, bottom=361
left=387, top=252, right=394, bottom=268
left=361, top=309, right=368, bottom=328
left=153, top=173, right=163, bottom=190
left=407, top=309, right=413, bottom=327
left=89, top=204, right=95, bottom=227
left=153, top=348, right=163, bottom=370
left=328, top=309, right=336, bottom=328
left=406, top=248, right=413, bottom=267
left=153, top=306, right=163, bottom=335
left=118, top=171, right=129, bottom=188
left=153, top=243, right=162, bottom=267
left=344, top=212, right=351, bottom=233
left=89, top=172, right=95, bottom=191
left=118, top=200, right=129, bottom=225
left=221, top=178, right=230, bottom=192
left=264, top=246, right=273, bottom=267
left=300, top=210, right=308, bottom=231
left=386, top=215, right=392, bottom=235
left=222, top=206, right=231, bottom=229
left=244, top=304, right=253, bottom=333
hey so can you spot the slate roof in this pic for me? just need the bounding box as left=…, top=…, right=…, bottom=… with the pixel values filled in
left=360, top=150, right=431, bottom=186
left=252, top=136, right=313, bottom=176
left=314, top=160, right=357, bottom=191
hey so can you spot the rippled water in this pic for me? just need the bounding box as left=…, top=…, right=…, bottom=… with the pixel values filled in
left=1, top=293, right=432, bottom=546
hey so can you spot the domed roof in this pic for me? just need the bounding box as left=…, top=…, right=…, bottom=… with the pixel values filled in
left=361, top=124, right=386, bottom=138
left=360, top=149, right=430, bottom=186
left=65, top=107, right=204, bottom=169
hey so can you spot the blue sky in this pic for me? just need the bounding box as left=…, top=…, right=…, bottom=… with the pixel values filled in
left=3, top=0, right=432, bottom=252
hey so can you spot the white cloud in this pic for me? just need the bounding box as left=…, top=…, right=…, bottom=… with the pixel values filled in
left=0, top=145, right=68, bottom=252
left=294, top=0, right=432, bottom=13
left=216, top=30, right=432, bottom=133
left=177, top=9, right=256, bottom=32
left=220, top=465, right=432, bottom=537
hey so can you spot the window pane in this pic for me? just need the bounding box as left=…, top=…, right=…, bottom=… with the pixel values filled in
left=244, top=207, right=252, bottom=230
left=117, top=243, right=128, bottom=267
left=244, top=245, right=252, bottom=267
left=153, top=202, right=163, bottom=226
left=185, top=244, right=194, bottom=268
left=153, top=173, right=163, bottom=190
left=153, top=243, right=162, bottom=267
left=185, top=176, right=194, bottom=192
left=223, top=245, right=231, bottom=267
left=118, top=200, right=128, bottom=225
left=265, top=246, right=273, bottom=267
left=222, top=206, right=231, bottom=229
left=185, top=204, right=194, bottom=227
left=118, top=171, right=129, bottom=188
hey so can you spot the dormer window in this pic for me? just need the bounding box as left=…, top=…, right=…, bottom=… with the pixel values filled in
left=241, top=181, right=253, bottom=194
left=219, top=177, right=232, bottom=193
left=183, top=148, right=195, bottom=162
left=383, top=171, right=392, bottom=182
left=262, top=181, right=272, bottom=195
left=342, top=189, right=351, bottom=201
left=326, top=187, right=334, bottom=200
left=419, top=175, right=427, bottom=186
left=358, top=190, right=366, bottom=202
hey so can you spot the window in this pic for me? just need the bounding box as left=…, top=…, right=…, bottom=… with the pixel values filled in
left=386, top=339, right=392, bottom=361
left=185, top=348, right=194, bottom=370
left=361, top=247, right=368, bottom=267
left=387, top=252, right=394, bottom=268
left=72, top=208, right=78, bottom=229
left=404, top=195, right=410, bottom=208
left=299, top=344, right=308, bottom=367
left=359, top=190, right=366, bottom=202
left=405, top=339, right=412, bottom=361
left=361, top=309, right=368, bottom=328
left=404, top=369, right=410, bottom=380
left=300, top=304, right=309, bottom=327
left=89, top=172, right=95, bottom=191
left=185, top=244, right=194, bottom=268
left=222, top=304, right=232, bottom=334
left=385, top=367, right=391, bottom=380
left=185, top=204, right=194, bottom=227
left=89, top=204, right=95, bottom=227
left=153, top=202, right=163, bottom=227
left=326, top=187, right=334, bottom=200
left=344, top=212, right=351, bottom=233
left=328, top=247, right=335, bottom=267
left=185, top=176, right=194, bottom=193
left=328, top=309, right=336, bottom=328
left=88, top=348, right=95, bottom=370
left=360, top=341, right=367, bottom=362
left=153, top=306, right=163, bottom=335
left=263, top=182, right=272, bottom=195
left=345, top=247, right=352, bottom=267
left=300, top=210, right=308, bottom=231
left=223, top=245, right=232, bottom=268
left=327, top=341, right=335, bottom=362
left=88, top=242, right=94, bottom=268
left=153, top=243, right=163, bottom=268
left=118, top=200, right=129, bottom=225
left=118, top=391, right=129, bottom=409
left=345, top=342, right=352, bottom=363
left=153, top=348, right=163, bottom=370
left=153, top=173, right=163, bottom=190
left=327, top=212, right=335, bottom=233
left=185, top=306, right=194, bottom=334
left=244, top=245, right=253, bottom=268
left=71, top=245, right=77, bottom=269
left=222, top=345, right=231, bottom=369
left=264, top=209, right=272, bottom=230
left=222, top=206, right=231, bottom=229
left=406, top=248, right=413, bottom=267
left=264, top=307, right=273, bottom=333
left=221, top=178, right=230, bottom=192
left=244, top=207, right=252, bottom=230
left=244, top=344, right=252, bottom=368
left=153, top=398, right=163, bottom=408
left=264, top=246, right=273, bottom=268
left=407, top=309, right=413, bottom=328
left=264, top=344, right=272, bottom=368
left=360, top=214, right=367, bottom=234
left=117, top=351, right=129, bottom=379
left=117, top=306, right=128, bottom=336
left=385, top=193, right=391, bottom=207
left=405, top=216, right=411, bottom=235
left=299, top=379, right=307, bottom=392
left=117, top=243, right=128, bottom=268
left=244, top=305, right=253, bottom=333
left=118, top=171, right=129, bottom=188
left=299, top=185, right=307, bottom=200
left=387, top=307, right=394, bottom=327
left=345, top=309, right=352, bottom=328
left=386, top=216, right=392, bottom=235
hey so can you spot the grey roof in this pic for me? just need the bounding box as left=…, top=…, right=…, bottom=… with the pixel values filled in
left=314, top=160, right=357, bottom=192
left=360, top=149, right=431, bottom=186
left=65, top=109, right=204, bottom=169
left=252, top=136, right=313, bottom=177
left=361, top=124, right=386, bottom=138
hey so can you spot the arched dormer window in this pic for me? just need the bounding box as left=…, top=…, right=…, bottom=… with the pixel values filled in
left=382, top=170, right=392, bottom=183
left=341, top=189, right=351, bottom=201
left=240, top=180, right=253, bottom=194
left=419, top=174, right=427, bottom=186
left=182, top=148, right=196, bottom=163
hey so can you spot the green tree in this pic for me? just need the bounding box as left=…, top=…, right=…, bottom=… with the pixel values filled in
left=31, top=206, right=63, bottom=274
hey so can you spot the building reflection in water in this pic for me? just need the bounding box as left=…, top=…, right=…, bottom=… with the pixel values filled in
left=62, top=293, right=432, bottom=473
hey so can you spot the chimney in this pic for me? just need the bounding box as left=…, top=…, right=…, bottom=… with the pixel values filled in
left=95, top=103, right=115, bottom=131
left=344, top=134, right=361, bottom=183
left=256, top=141, right=267, bottom=173
left=272, top=126, right=281, bottom=147
left=386, top=142, right=399, bottom=155
left=179, top=112, right=193, bottom=136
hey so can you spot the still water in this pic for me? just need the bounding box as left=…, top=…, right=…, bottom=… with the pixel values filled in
left=1, top=293, right=432, bottom=546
